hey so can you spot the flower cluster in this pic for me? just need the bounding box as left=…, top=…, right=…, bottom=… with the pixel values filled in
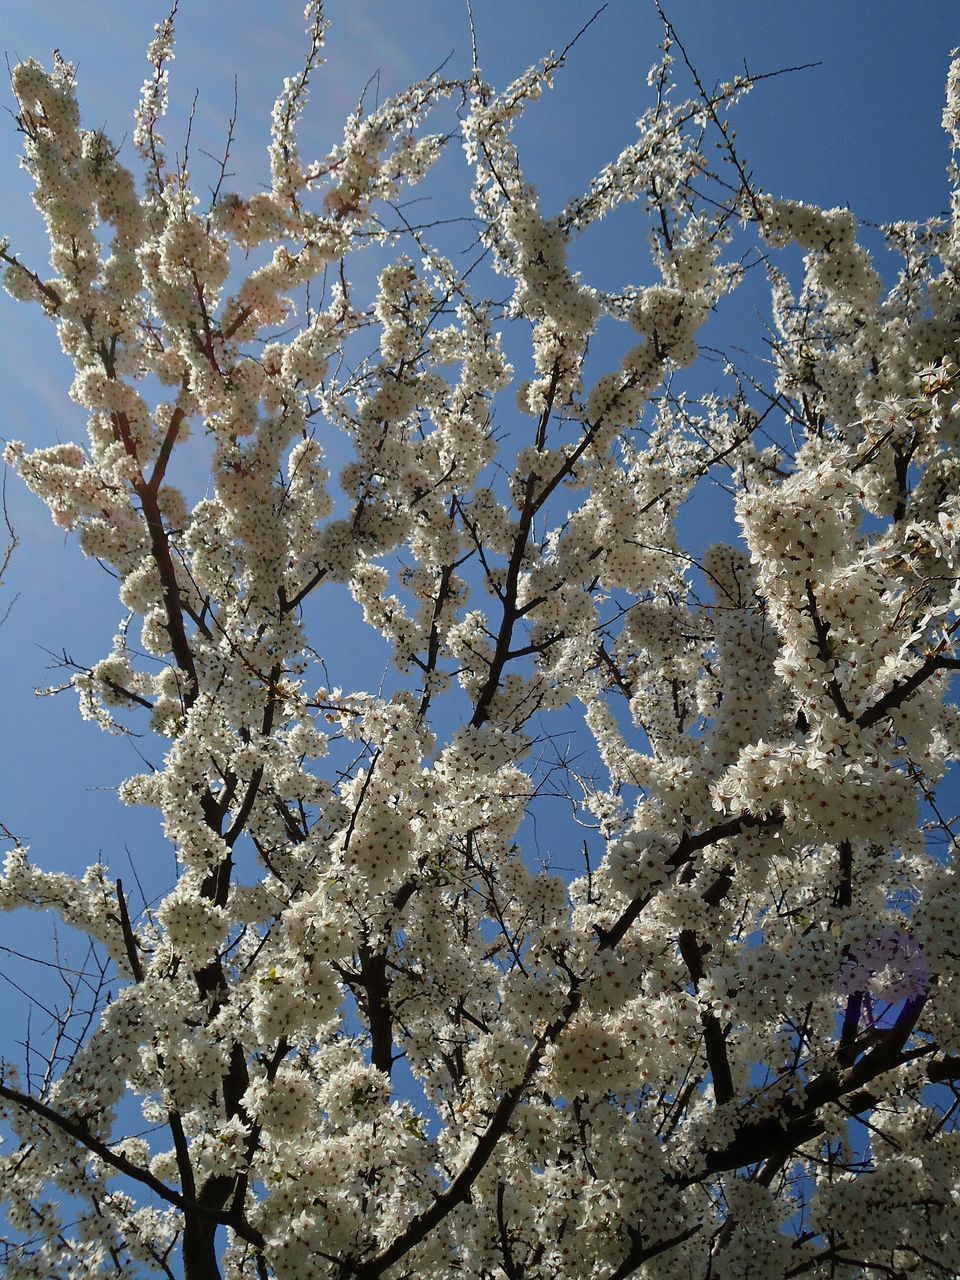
left=0, top=10, right=958, bottom=1280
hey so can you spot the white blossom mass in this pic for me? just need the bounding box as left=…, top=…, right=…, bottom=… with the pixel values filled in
left=1, top=3, right=959, bottom=1277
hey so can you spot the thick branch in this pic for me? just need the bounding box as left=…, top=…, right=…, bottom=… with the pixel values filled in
left=694, top=994, right=928, bottom=1180
left=606, top=1222, right=704, bottom=1280
left=353, top=986, right=582, bottom=1279
left=858, top=650, right=960, bottom=729
left=594, top=813, right=780, bottom=951
left=0, top=1079, right=262, bottom=1246
left=677, top=929, right=734, bottom=1105
left=358, top=945, right=396, bottom=1077
left=114, top=879, right=144, bottom=982
left=804, top=580, right=852, bottom=722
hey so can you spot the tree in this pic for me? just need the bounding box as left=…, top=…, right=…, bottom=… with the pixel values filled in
left=1, top=2, right=959, bottom=1275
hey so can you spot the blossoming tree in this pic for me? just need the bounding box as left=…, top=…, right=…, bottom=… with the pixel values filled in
left=2, top=4, right=960, bottom=1277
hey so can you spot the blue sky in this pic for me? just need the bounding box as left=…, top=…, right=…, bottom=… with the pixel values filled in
left=1, top=1, right=958, bottom=1062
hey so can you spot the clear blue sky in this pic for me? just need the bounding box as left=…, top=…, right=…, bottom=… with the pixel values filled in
left=1, top=1, right=957, bottom=1051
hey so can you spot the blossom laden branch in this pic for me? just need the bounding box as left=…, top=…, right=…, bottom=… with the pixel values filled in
left=0, top=7, right=958, bottom=1279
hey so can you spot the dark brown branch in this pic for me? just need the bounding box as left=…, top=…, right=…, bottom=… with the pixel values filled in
left=858, top=648, right=960, bottom=729
left=114, top=879, right=143, bottom=983
left=417, top=558, right=456, bottom=721
left=0, top=1079, right=262, bottom=1245
left=677, top=929, right=734, bottom=1106
left=833, top=838, right=853, bottom=910
left=470, top=359, right=564, bottom=727
left=804, top=580, right=852, bottom=722
left=695, top=994, right=929, bottom=1181
left=605, top=1222, right=704, bottom=1280
left=146, top=401, right=188, bottom=495
left=353, top=985, right=582, bottom=1279
left=597, top=641, right=635, bottom=699
left=358, top=945, right=396, bottom=1077
left=496, top=1180, right=523, bottom=1280
left=594, top=813, right=781, bottom=951
left=280, top=563, right=329, bottom=613
left=837, top=990, right=865, bottom=1069
left=135, top=476, right=202, bottom=704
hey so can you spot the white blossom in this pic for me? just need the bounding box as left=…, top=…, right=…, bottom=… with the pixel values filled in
left=0, top=13, right=958, bottom=1280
